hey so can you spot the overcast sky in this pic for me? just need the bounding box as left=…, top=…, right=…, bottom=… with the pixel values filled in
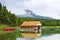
left=0, top=0, right=60, bottom=19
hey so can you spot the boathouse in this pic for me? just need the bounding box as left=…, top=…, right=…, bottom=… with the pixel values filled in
left=20, top=21, right=42, bottom=38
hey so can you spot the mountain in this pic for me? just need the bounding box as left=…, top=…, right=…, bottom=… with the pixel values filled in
left=17, top=9, right=53, bottom=19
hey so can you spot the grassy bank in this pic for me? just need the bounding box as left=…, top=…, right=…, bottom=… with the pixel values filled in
left=0, top=24, right=22, bottom=40
left=42, top=26, right=60, bottom=28
left=0, top=25, right=60, bottom=40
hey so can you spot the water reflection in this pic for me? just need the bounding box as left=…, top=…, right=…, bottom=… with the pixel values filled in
left=17, top=34, right=60, bottom=40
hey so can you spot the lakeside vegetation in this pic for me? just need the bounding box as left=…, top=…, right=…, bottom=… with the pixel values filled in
left=0, top=24, right=60, bottom=40
left=42, top=26, right=60, bottom=28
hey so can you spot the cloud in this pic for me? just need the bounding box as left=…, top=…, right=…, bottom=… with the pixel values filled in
left=0, top=0, right=60, bottom=19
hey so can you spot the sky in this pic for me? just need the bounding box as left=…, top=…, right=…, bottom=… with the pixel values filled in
left=0, top=0, right=60, bottom=19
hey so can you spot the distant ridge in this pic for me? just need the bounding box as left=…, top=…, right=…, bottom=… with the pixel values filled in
left=17, top=9, right=53, bottom=19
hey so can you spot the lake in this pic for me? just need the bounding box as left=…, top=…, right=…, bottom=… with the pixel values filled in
left=17, top=28, right=60, bottom=40
left=0, top=28, right=60, bottom=40
left=17, top=34, right=60, bottom=40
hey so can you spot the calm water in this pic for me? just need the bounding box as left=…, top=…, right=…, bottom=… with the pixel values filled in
left=16, top=34, right=60, bottom=40
left=17, top=28, right=60, bottom=40
left=0, top=28, right=60, bottom=40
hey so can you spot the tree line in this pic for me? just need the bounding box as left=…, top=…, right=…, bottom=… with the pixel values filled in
left=19, top=17, right=60, bottom=26
left=0, top=3, right=60, bottom=27
left=0, top=3, right=19, bottom=26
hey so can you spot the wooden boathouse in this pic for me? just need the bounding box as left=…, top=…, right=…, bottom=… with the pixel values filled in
left=20, top=21, right=42, bottom=38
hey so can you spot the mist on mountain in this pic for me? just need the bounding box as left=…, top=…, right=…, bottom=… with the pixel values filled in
left=17, top=9, right=53, bottom=19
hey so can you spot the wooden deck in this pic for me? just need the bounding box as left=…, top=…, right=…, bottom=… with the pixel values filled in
left=21, top=33, right=41, bottom=38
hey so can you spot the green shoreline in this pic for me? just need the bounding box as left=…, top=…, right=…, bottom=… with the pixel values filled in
left=0, top=25, right=60, bottom=40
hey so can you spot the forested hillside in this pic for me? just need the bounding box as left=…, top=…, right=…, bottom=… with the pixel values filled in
left=0, top=3, right=18, bottom=26
left=18, top=17, right=60, bottom=26
left=0, top=3, right=60, bottom=26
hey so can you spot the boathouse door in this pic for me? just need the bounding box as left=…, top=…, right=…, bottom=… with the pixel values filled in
left=38, top=25, right=40, bottom=33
